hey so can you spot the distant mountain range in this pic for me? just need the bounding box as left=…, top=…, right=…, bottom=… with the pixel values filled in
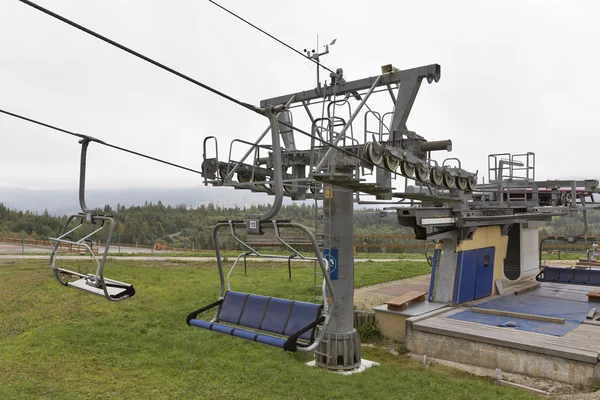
left=0, top=185, right=279, bottom=215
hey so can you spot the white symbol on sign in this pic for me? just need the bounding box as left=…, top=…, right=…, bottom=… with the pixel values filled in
left=324, top=253, right=337, bottom=274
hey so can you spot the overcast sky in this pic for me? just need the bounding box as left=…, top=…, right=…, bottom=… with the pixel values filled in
left=1, top=0, right=599, bottom=194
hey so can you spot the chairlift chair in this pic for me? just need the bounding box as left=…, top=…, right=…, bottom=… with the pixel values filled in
left=49, top=137, right=135, bottom=301
left=187, top=220, right=334, bottom=352
left=189, top=110, right=334, bottom=352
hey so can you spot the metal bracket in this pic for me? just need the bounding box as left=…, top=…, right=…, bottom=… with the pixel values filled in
left=246, top=218, right=262, bottom=235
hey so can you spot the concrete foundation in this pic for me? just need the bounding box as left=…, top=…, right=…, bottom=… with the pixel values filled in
left=374, top=301, right=447, bottom=343
left=406, top=325, right=600, bottom=386
left=374, top=308, right=408, bottom=342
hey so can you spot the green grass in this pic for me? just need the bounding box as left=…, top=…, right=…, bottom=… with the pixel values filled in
left=0, top=259, right=536, bottom=400
left=5, top=250, right=427, bottom=260
left=142, top=251, right=427, bottom=260
left=541, top=252, right=586, bottom=260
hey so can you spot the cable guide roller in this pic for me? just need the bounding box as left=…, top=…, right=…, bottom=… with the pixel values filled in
left=49, top=138, right=135, bottom=302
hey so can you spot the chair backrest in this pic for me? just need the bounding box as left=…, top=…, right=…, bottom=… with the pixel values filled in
left=540, top=266, right=600, bottom=285
left=218, top=291, right=322, bottom=341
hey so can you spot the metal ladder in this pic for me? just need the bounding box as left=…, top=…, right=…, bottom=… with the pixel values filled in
left=312, top=183, right=327, bottom=304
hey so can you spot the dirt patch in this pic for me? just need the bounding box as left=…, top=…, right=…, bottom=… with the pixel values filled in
left=354, top=274, right=431, bottom=311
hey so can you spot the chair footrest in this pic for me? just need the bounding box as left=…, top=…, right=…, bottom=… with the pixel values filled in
left=189, top=319, right=287, bottom=348
left=67, top=278, right=135, bottom=300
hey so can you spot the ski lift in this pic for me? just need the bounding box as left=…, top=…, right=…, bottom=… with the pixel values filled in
left=186, top=220, right=334, bottom=352
left=49, top=137, right=135, bottom=301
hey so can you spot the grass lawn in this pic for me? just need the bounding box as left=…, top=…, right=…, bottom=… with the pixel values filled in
left=10, top=250, right=427, bottom=260
left=541, top=252, right=586, bottom=261
left=0, top=259, right=537, bottom=399
left=108, top=251, right=426, bottom=260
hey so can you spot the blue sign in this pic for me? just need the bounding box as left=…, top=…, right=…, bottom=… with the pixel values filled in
left=323, top=248, right=339, bottom=280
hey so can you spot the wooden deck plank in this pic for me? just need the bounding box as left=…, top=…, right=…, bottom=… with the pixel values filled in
left=471, top=307, right=564, bottom=324
left=415, top=320, right=588, bottom=352
left=416, top=321, right=597, bottom=362
left=413, top=316, right=600, bottom=364
left=513, top=282, right=541, bottom=295
left=587, top=308, right=597, bottom=319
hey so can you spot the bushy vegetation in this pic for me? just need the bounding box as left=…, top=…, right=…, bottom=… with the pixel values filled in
left=0, top=202, right=416, bottom=252
left=540, top=210, right=600, bottom=237
left=2, top=200, right=599, bottom=254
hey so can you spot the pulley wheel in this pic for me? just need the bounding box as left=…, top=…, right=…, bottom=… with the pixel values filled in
left=400, top=161, right=415, bottom=177
left=559, top=192, right=567, bottom=206
left=201, top=159, right=218, bottom=177
left=467, top=176, right=477, bottom=192
left=414, top=225, right=427, bottom=240
left=443, top=170, right=456, bottom=189
left=415, top=164, right=429, bottom=182
left=564, top=193, right=572, bottom=206
left=363, top=142, right=372, bottom=163
left=254, top=174, right=267, bottom=188
left=384, top=153, right=400, bottom=171
left=218, top=164, right=230, bottom=180
left=368, top=142, right=383, bottom=165
left=430, top=166, right=444, bottom=186
left=237, top=171, right=251, bottom=183
left=457, top=177, right=468, bottom=191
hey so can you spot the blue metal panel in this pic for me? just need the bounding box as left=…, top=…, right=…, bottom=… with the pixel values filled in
left=232, top=328, right=258, bottom=341
left=284, top=301, right=321, bottom=340
left=189, top=319, right=212, bottom=330
left=211, top=323, right=234, bottom=335
left=255, top=334, right=286, bottom=348
left=453, top=250, right=478, bottom=304
left=238, top=294, right=269, bottom=329
left=260, top=297, right=293, bottom=335
left=218, top=291, right=249, bottom=324
left=428, top=249, right=439, bottom=302
left=323, top=248, right=339, bottom=280
left=474, top=247, right=495, bottom=299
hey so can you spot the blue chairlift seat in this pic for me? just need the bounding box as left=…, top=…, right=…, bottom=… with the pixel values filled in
left=537, top=266, right=600, bottom=286
left=187, top=291, right=323, bottom=352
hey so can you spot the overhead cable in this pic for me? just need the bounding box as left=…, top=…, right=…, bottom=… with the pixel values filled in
left=0, top=108, right=203, bottom=175
left=18, top=0, right=257, bottom=113
left=17, top=0, right=398, bottom=176
left=208, top=0, right=335, bottom=74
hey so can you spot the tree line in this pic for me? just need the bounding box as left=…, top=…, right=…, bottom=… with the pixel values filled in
left=0, top=202, right=415, bottom=252
left=1, top=201, right=599, bottom=252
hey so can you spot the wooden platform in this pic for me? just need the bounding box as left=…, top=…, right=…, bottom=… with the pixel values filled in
left=385, top=291, right=427, bottom=311
left=588, top=289, right=600, bottom=303
left=412, top=308, right=600, bottom=364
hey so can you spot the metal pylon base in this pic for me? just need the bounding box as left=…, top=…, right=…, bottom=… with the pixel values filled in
left=314, top=329, right=361, bottom=370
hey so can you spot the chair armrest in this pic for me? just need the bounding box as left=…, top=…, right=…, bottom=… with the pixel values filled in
left=186, top=299, right=224, bottom=325
left=283, top=316, right=325, bottom=352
